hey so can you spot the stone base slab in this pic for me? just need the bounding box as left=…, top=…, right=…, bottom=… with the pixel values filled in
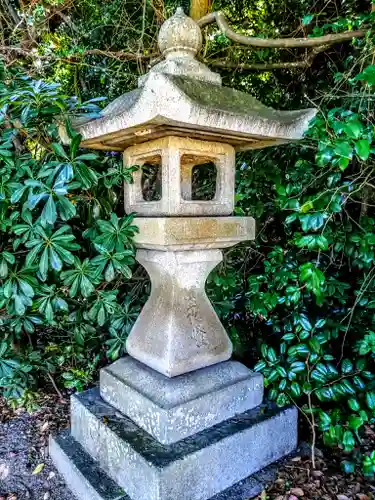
left=70, top=388, right=297, bottom=500
left=49, top=431, right=127, bottom=500
left=100, top=357, right=263, bottom=444
left=50, top=430, right=279, bottom=500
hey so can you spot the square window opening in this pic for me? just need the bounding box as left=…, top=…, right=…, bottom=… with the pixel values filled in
left=180, top=155, right=217, bottom=201
left=141, top=156, right=162, bottom=201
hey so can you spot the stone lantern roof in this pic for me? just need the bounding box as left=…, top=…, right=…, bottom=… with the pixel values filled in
left=70, top=8, right=316, bottom=152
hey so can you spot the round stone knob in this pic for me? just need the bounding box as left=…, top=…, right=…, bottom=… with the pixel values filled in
left=158, top=7, right=202, bottom=58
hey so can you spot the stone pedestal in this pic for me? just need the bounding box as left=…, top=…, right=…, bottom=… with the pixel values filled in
left=100, top=357, right=264, bottom=443
left=126, top=249, right=232, bottom=377
left=50, top=212, right=298, bottom=499
left=51, top=362, right=297, bottom=500
left=126, top=216, right=255, bottom=377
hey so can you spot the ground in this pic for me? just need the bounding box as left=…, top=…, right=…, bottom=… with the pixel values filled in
left=0, top=394, right=374, bottom=500
left=0, top=396, right=71, bottom=500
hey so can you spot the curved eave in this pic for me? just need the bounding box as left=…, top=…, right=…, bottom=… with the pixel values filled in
left=75, top=73, right=317, bottom=152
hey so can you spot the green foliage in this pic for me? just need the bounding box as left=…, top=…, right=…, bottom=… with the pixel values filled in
left=0, top=63, right=144, bottom=403
left=1, top=0, right=375, bottom=479
left=206, top=16, right=375, bottom=474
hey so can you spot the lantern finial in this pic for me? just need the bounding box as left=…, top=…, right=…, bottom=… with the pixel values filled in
left=138, top=8, right=222, bottom=86
left=158, top=7, right=202, bottom=58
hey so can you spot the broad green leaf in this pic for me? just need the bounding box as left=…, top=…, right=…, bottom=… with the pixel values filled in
left=344, top=120, right=363, bottom=139
left=41, top=195, right=57, bottom=225
left=290, top=382, right=301, bottom=397
left=318, top=411, right=331, bottom=430
left=51, top=143, right=69, bottom=160
left=302, top=14, right=314, bottom=25
left=342, top=430, right=355, bottom=452
left=334, top=142, right=352, bottom=159
left=105, top=262, right=115, bottom=282
left=18, top=279, right=34, bottom=298
left=75, top=153, right=98, bottom=161
left=355, top=139, right=371, bottom=160
left=267, top=347, right=277, bottom=363
left=10, top=185, right=27, bottom=203
left=254, top=360, right=267, bottom=372
left=39, top=247, right=49, bottom=281
left=49, top=247, right=63, bottom=271
left=14, top=294, right=26, bottom=316
left=81, top=275, right=95, bottom=297
left=366, top=392, right=375, bottom=410
left=290, top=361, right=306, bottom=373
left=348, top=415, right=363, bottom=432
left=341, top=358, right=353, bottom=374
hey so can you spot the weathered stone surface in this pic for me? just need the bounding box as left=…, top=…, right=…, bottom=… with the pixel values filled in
left=126, top=249, right=232, bottom=377
left=124, top=136, right=235, bottom=216
left=70, top=71, right=316, bottom=152
left=49, top=431, right=127, bottom=500
left=211, top=464, right=278, bottom=500
left=100, top=357, right=264, bottom=444
left=60, top=8, right=316, bottom=152
left=133, top=216, right=255, bottom=250
left=139, top=8, right=222, bottom=87
left=71, top=388, right=298, bottom=500
left=51, top=429, right=280, bottom=500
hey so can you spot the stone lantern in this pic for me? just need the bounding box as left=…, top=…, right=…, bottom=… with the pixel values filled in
left=51, top=8, right=316, bottom=500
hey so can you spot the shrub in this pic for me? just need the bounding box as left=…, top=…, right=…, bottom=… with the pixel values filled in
left=207, top=53, right=375, bottom=474
left=1, top=11, right=375, bottom=477
left=0, top=61, right=143, bottom=409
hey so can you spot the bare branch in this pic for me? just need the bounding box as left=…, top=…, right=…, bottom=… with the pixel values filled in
left=0, top=46, right=154, bottom=62
left=205, top=44, right=331, bottom=71
left=197, top=12, right=216, bottom=27
left=1, top=0, right=21, bottom=26
left=198, top=11, right=367, bottom=48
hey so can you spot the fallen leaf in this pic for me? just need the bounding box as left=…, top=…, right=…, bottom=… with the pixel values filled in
left=289, top=496, right=299, bottom=500
left=337, top=495, right=350, bottom=500
left=32, top=463, right=45, bottom=475
left=43, top=493, right=50, bottom=500
left=356, top=495, right=370, bottom=500
left=292, top=456, right=302, bottom=462
left=312, top=470, right=324, bottom=477
left=0, top=463, right=9, bottom=480
left=40, top=421, right=49, bottom=432
left=290, top=488, right=304, bottom=497
left=47, top=471, right=55, bottom=480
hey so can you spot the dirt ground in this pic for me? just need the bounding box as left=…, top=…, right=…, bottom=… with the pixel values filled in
left=0, top=396, right=71, bottom=500
left=0, top=394, right=374, bottom=500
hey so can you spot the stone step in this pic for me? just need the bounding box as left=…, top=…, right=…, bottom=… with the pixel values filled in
left=50, top=429, right=279, bottom=500
left=100, top=357, right=264, bottom=444
left=70, top=387, right=297, bottom=500
left=49, top=430, right=128, bottom=500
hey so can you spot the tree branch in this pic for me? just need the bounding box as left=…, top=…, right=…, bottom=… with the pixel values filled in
left=1, top=0, right=21, bottom=27
left=198, top=11, right=367, bottom=48
left=0, top=46, right=154, bottom=63
left=206, top=43, right=331, bottom=71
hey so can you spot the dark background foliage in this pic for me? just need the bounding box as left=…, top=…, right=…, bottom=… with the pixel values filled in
left=1, top=0, right=375, bottom=476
